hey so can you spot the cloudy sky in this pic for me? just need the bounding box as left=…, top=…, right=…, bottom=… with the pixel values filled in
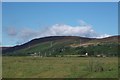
left=2, top=2, right=118, bottom=46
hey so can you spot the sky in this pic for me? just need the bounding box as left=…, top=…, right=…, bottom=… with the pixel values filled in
left=2, top=2, right=118, bottom=46
left=2, top=0, right=120, bottom=2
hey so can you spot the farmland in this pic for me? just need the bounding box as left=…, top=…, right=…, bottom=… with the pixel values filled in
left=2, top=56, right=118, bottom=78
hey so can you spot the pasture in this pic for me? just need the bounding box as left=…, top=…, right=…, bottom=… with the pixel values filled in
left=0, top=56, right=1, bottom=79
left=2, top=56, right=118, bottom=78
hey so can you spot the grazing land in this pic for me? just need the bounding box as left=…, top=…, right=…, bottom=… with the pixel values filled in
left=0, top=56, right=1, bottom=79
left=2, top=56, right=118, bottom=78
left=2, top=36, right=119, bottom=78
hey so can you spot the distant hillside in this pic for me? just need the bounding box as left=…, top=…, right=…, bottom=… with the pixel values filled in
left=71, top=35, right=119, bottom=47
left=2, top=36, right=94, bottom=53
left=2, top=35, right=120, bottom=56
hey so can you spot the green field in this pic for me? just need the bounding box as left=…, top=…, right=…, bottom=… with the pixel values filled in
left=0, top=56, right=2, bottom=79
left=2, top=56, right=118, bottom=78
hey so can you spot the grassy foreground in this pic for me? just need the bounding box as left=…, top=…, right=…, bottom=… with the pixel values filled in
left=2, top=56, right=118, bottom=78
left=0, top=56, right=2, bottom=79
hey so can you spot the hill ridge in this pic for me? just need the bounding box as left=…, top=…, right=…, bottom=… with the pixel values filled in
left=2, top=35, right=120, bottom=56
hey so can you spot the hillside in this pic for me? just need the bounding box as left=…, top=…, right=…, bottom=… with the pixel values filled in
left=2, top=35, right=120, bottom=56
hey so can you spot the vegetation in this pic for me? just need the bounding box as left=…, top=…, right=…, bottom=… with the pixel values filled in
left=3, top=42, right=119, bottom=57
left=0, top=56, right=1, bottom=79
left=2, top=36, right=119, bottom=57
left=2, top=56, right=118, bottom=78
left=2, top=36, right=119, bottom=78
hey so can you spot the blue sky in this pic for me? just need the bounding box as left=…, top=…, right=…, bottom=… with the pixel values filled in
left=2, top=2, right=118, bottom=46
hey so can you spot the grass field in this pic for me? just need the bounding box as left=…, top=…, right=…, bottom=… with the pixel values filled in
left=2, top=56, right=118, bottom=78
left=0, top=56, right=2, bottom=79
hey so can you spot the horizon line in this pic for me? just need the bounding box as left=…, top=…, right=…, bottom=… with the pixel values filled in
left=1, top=34, right=119, bottom=47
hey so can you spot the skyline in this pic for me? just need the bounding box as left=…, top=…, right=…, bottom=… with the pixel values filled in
left=2, top=2, right=118, bottom=46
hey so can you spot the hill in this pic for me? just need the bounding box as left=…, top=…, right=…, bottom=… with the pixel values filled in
left=2, top=35, right=120, bottom=56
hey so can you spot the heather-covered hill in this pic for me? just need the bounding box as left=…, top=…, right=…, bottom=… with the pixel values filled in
left=2, top=35, right=120, bottom=56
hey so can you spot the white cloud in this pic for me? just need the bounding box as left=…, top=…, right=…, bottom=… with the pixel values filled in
left=96, top=34, right=111, bottom=38
left=4, top=27, right=39, bottom=44
left=79, top=20, right=89, bottom=26
left=5, top=27, right=18, bottom=37
left=19, top=28, right=39, bottom=40
left=40, top=23, right=109, bottom=38
left=4, top=20, right=111, bottom=44
left=41, top=24, right=97, bottom=37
